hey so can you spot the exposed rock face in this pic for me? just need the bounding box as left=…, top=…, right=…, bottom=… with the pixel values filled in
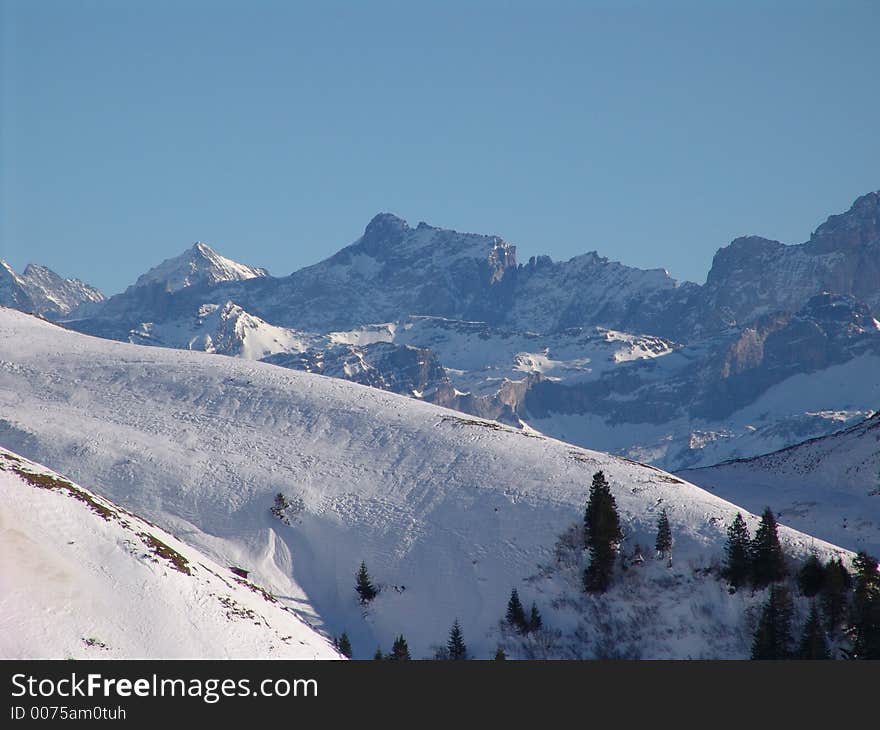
left=521, top=293, right=880, bottom=426
left=699, top=192, right=880, bottom=328
left=262, top=340, right=521, bottom=425
left=264, top=341, right=448, bottom=397
left=250, top=214, right=519, bottom=330
left=506, top=251, right=699, bottom=339
left=0, top=260, right=104, bottom=317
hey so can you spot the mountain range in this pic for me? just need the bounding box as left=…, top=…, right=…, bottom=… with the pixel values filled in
left=5, top=189, right=873, bottom=471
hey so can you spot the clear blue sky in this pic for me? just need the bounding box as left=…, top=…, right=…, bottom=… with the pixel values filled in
left=1, top=0, right=878, bottom=295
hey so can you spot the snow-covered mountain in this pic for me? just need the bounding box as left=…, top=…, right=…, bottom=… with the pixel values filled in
left=131, top=241, right=268, bottom=293
left=0, top=308, right=852, bottom=658
left=680, top=412, right=880, bottom=557
left=0, top=260, right=104, bottom=318
left=0, top=445, right=340, bottom=659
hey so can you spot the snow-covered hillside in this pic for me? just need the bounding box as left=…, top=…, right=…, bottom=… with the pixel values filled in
left=681, top=412, right=880, bottom=557
left=0, top=308, right=850, bottom=658
left=0, top=446, right=340, bottom=659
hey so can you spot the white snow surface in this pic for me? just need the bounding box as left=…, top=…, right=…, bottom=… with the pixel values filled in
left=0, top=447, right=340, bottom=659
left=0, top=308, right=850, bottom=658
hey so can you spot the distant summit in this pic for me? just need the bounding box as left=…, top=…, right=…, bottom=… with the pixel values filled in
left=131, top=241, right=268, bottom=293
left=0, top=259, right=104, bottom=318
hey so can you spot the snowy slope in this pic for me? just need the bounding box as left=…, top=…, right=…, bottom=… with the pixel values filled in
left=0, top=447, right=340, bottom=659
left=0, top=308, right=851, bottom=658
left=131, top=242, right=268, bottom=293
left=681, top=412, right=880, bottom=557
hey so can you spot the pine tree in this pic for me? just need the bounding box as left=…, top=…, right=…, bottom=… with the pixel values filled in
left=797, top=554, right=826, bottom=597
left=851, top=551, right=880, bottom=659
left=751, top=584, right=795, bottom=660
left=271, top=492, right=291, bottom=525
left=336, top=632, right=352, bottom=659
left=751, top=508, right=786, bottom=588
left=528, top=603, right=543, bottom=634
left=355, top=561, right=378, bottom=605
left=798, top=603, right=830, bottom=660
left=820, top=557, right=851, bottom=633
left=493, top=646, right=507, bottom=660
left=583, top=471, right=623, bottom=593
left=373, top=646, right=384, bottom=660
left=447, top=619, right=468, bottom=660
left=505, top=588, right=528, bottom=633
left=655, top=508, right=672, bottom=561
left=723, top=512, right=752, bottom=590
left=388, top=634, right=411, bottom=661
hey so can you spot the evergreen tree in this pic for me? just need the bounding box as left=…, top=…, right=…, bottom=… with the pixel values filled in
left=798, top=603, right=830, bottom=660
left=493, top=646, right=507, bottom=660
left=336, top=632, right=352, bottom=659
left=723, top=512, right=752, bottom=590
left=373, top=646, right=384, bottom=660
left=655, top=508, right=672, bottom=561
left=355, top=561, right=378, bottom=605
left=528, top=603, right=543, bottom=634
left=851, top=552, right=880, bottom=659
left=751, top=507, right=786, bottom=588
left=447, top=619, right=468, bottom=660
left=820, top=557, right=851, bottom=633
left=505, top=588, right=528, bottom=633
left=271, top=492, right=291, bottom=525
left=583, top=471, right=623, bottom=593
left=751, top=584, right=795, bottom=660
left=797, top=554, right=826, bottom=597
left=388, top=634, right=411, bottom=661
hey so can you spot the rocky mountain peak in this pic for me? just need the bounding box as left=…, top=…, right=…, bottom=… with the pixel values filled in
left=0, top=260, right=104, bottom=317
left=360, top=213, right=411, bottom=254
left=131, top=241, right=268, bottom=293
left=705, top=236, right=786, bottom=287
left=807, top=190, right=880, bottom=253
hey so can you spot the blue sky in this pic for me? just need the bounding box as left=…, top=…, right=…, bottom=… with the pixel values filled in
left=1, top=0, right=878, bottom=295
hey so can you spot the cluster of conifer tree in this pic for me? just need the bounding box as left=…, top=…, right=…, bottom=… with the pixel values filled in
left=346, top=480, right=880, bottom=660
left=722, top=508, right=880, bottom=659
left=582, top=471, right=673, bottom=594
left=723, top=508, right=787, bottom=591
left=504, top=588, right=543, bottom=635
